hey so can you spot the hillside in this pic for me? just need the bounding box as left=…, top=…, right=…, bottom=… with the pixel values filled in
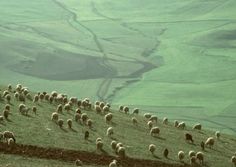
left=0, top=84, right=235, bottom=167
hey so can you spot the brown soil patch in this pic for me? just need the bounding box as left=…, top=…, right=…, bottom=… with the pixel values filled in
left=0, top=142, right=189, bottom=167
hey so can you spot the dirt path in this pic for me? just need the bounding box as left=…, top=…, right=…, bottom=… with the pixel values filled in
left=0, top=143, right=189, bottom=167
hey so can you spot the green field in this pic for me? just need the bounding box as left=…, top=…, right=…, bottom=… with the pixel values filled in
left=0, top=0, right=236, bottom=138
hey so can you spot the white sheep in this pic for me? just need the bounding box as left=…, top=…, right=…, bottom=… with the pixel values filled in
left=205, top=137, right=214, bottom=148
left=147, top=121, right=153, bottom=129
left=178, top=151, right=185, bottom=162
left=193, top=123, right=202, bottom=130
left=144, top=113, right=152, bottom=119
left=174, top=120, right=179, bottom=127
left=188, top=150, right=196, bottom=158
left=75, top=159, right=83, bottom=166
left=96, top=138, right=102, bottom=144
left=95, top=105, right=102, bottom=114
left=111, top=141, right=117, bottom=150
left=67, top=119, right=72, bottom=129
left=103, top=105, right=110, bottom=112
left=190, top=156, right=196, bottom=165
left=87, top=119, right=93, bottom=128
left=96, top=141, right=103, bottom=150
left=51, top=112, right=59, bottom=122
left=58, top=119, right=64, bottom=128
left=0, top=116, right=4, bottom=122
left=105, top=113, right=113, bottom=123
left=109, top=160, right=118, bottom=167
left=163, top=117, right=168, bottom=125
left=132, top=117, right=138, bottom=125
left=231, top=156, right=236, bottom=166
left=74, top=113, right=81, bottom=122
left=117, top=147, right=125, bottom=157
left=81, top=113, right=88, bottom=123
left=196, top=152, right=204, bottom=165
left=215, top=131, right=220, bottom=139
left=177, top=122, right=186, bottom=129
left=149, top=115, right=158, bottom=123
left=107, top=127, right=114, bottom=136
left=150, top=127, right=160, bottom=136
left=123, top=106, right=129, bottom=114
left=132, top=108, right=139, bottom=114
left=149, top=144, right=156, bottom=155
left=8, top=138, right=15, bottom=146
left=3, top=131, right=15, bottom=143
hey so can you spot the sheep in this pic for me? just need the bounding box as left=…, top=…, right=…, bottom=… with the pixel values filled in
left=51, top=91, right=58, bottom=98
left=81, top=113, right=88, bottom=123
left=95, top=101, right=100, bottom=106
left=178, top=151, right=185, bottom=162
left=205, top=137, right=214, bottom=148
left=69, top=97, right=77, bottom=105
left=19, top=104, right=26, bottom=113
left=96, top=141, right=103, bottom=151
left=19, top=94, right=25, bottom=103
left=150, top=127, right=160, bottom=137
left=174, top=120, right=179, bottom=127
left=33, top=95, right=39, bottom=103
left=200, top=141, right=205, bottom=151
left=196, top=152, right=204, bottom=165
left=45, top=94, right=50, bottom=101
left=14, top=92, right=19, bottom=99
left=144, top=113, right=152, bottom=119
left=190, top=156, right=197, bottom=165
left=99, top=102, right=105, bottom=109
left=8, top=84, right=12, bottom=92
left=20, top=107, right=30, bottom=116
left=163, top=117, right=168, bottom=125
left=16, top=84, right=22, bottom=92
left=111, top=141, right=117, bottom=150
left=51, top=112, right=59, bottom=122
left=119, top=105, right=124, bottom=112
left=75, top=159, right=83, bottom=166
left=5, top=104, right=10, bottom=111
left=95, top=105, right=102, bottom=114
left=96, top=138, right=102, bottom=143
left=105, top=113, right=113, bottom=123
left=67, top=119, right=72, bottom=129
left=109, top=160, right=118, bottom=167
left=7, top=138, right=15, bottom=146
left=3, top=90, right=9, bottom=97
left=149, top=144, right=156, bottom=155
left=87, top=119, right=92, bottom=128
left=117, top=147, right=126, bottom=157
left=5, top=94, right=11, bottom=103
left=74, top=113, right=81, bottom=122
left=3, top=110, right=9, bottom=119
left=123, top=106, right=129, bottom=114
left=231, top=156, right=236, bottom=166
left=193, top=123, right=202, bottom=130
left=215, top=131, right=220, bottom=139
left=107, top=127, right=114, bottom=136
left=26, top=93, right=32, bottom=100
left=149, top=115, right=158, bottom=123
left=3, top=131, right=15, bottom=143
left=185, top=133, right=194, bottom=143
left=177, top=122, right=186, bottom=129
left=132, top=117, right=138, bottom=125
left=75, top=108, right=81, bottom=114
left=163, top=148, right=169, bottom=158
left=57, top=119, right=64, bottom=128
left=64, top=103, right=71, bottom=112
left=103, top=105, right=110, bottom=113
left=56, top=104, right=63, bottom=113
left=39, top=93, right=44, bottom=101
left=132, top=108, right=139, bottom=114
left=63, top=97, right=68, bottom=104
left=147, top=121, right=153, bottom=129
left=84, top=131, right=89, bottom=140
left=49, top=96, right=54, bottom=104
left=32, top=106, right=37, bottom=115
left=188, top=150, right=196, bottom=158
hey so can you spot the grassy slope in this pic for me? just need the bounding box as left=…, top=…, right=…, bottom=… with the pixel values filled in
left=0, top=85, right=236, bottom=167
left=0, top=0, right=235, bottom=133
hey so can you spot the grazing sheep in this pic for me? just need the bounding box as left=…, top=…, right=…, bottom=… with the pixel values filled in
left=177, top=122, right=186, bottom=129
left=5, top=94, right=11, bottom=103
left=149, top=115, right=158, bottom=123
left=81, top=113, right=88, bottom=123
left=19, top=104, right=26, bottom=113
left=64, top=103, right=71, bottom=112
left=32, top=106, right=37, bottom=115
left=163, top=148, right=169, bottom=158
left=69, top=97, right=77, bottom=105
left=33, top=95, right=39, bottom=103
left=99, top=102, right=105, bottom=109
left=193, top=123, right=202, bottom=130
left=84, top=131, right=89, bottom=140
left=215, top=131, right=220, bottom=139
left=178, top=151, right=185, bottom=162
left=105, top=113, right=113, bottom=123
left=147, top=121, right=153, bottom=129
left=26, top=93, right=32, bottom=100
left=56, top=104, right=63, bottom=113
left=75, top=159, right=83, bottom=166
left=196, top=152, right=204, bottom=165
left=51, top=91, right=58, bottom=98
left=3, top=110, right=9, bottom=119
left=103, top=105, right=110, bottom=113
left=163, top=117, right=168, bottom=125
left=75, top=108, right=81, bottom=114
left=205, top=137, right=214, bottom=148
left=231, top=156, right=236, bottom=166
left=111, top=141, right=117, bottom=150
left=132, top=108, right=139, bottom=114
left=109, top=160, right=118, bottom=167
left=74, top=113, right=81, bottom=122
left=14, top=92, right=19, bottom=99
left=16, top=84, right=22, bottom=92
left=185, top=133, right=194, bottom=143
left=87, top=119, right=92, bottom=128
left=144, top=113, right=152, bottom=119
left=45, top=94, right=50, bottom=101
left=19, top=94, right=25, bottom=103
left=49, top=96, right=54, bottom=104
left=39, top=93, right=44, bottom=101
left=8, top=138, right=15, bottom=146
left=77, top=100, right=82, bottom=107
left=63, top=97, right=68, bottom=104
left=21, top=107, right=30, bottom=115
left=3, top=90, right=9, bottom=97
left=119, top=105, right=124, bottom=112
left=5, top=104, right=10, bottom=111
left=150, top=127, right=160, bottom=137
left=67, top=119, right=72, bottom=129
left=188, top=151, right=196, bottom=158
left=96, top=141, right=103, bottom=150
left=123, top=106, right=129, bottom=114
left=132, top=117, right=138, bottom=125
left=95, top=101, right=100, bottom=106
left=51, top=112, right=59, bottom=122
left=96, top=138, right=102, bottom=143
left=95, top=105, right=102, bottom=114
left=57, top=119, right=64, bottom=128
left=149, top=144, right=156, bottom=155
left=200, top=141, right=205, bottom=151
left=107, top=127, right=114, bottom=136
left=117, top=147, right=126, bottom=157
left=3, top=131, right=15, bottom=143
left=8, top=84, right=12, bottom=92
left=190, top=156, right=197, bottom=165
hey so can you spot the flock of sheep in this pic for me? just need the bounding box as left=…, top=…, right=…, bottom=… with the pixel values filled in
left=0, top=84, right=236, bottom=167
